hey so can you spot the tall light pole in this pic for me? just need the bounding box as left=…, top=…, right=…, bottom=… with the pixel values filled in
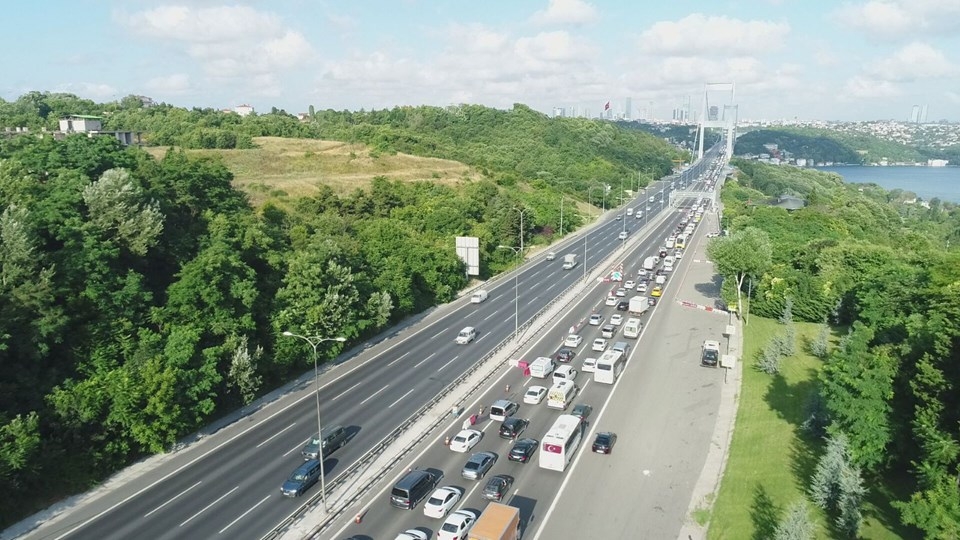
left=497, top=245, right=524, bottom=336
left=559, top=195, right=564, bottom=238
left=586, top=185, right=604, bottom=280
left=281, top=331, right=346, bottom=513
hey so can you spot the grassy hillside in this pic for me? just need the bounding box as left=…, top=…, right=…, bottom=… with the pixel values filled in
left=735, top=128, right=927, bottom=164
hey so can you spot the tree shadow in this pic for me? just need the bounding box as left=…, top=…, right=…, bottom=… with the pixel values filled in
left=693, top=273, right=724, bottom=298
left=764, top=370, right=818, bottom=427
left=750, top=483, right=782, bottom=540
left=863, top=469, right=924, bottom=539
left=789, top=433, right=821, bottom=495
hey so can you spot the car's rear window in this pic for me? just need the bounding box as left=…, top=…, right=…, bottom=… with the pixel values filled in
left=391, top=487, right=408, bottom=498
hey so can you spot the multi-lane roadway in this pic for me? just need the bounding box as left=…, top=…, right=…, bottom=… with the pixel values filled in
left=15, top=143, right=724, bottom=540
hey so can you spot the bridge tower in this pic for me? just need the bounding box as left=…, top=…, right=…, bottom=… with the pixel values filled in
left=697, top=82, right=738, bottom=159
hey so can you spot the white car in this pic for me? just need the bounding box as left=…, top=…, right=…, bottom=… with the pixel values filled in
left=618, top=231, right=628, bottom=240
left=610, top=314, right=623, bottom=326
left=637, top=282, right=648, bottom=293
left=423, top=486, right=464, bottom=519
left=438, top=509, right=480, bottom=540
left=564, top=334, right=583, bottom=348
left=449, top=429, right=482, bottom=453
left=592, top=338, right=607, bottom=352
left=624, top=280, right=636, bottom=290
left=588, top=313, right=604, bottom=326
left=395, top=530, right=428, bottom=540
left=706, top=231, right=720, bottom=238
left=675, top=249, right=683, bottom=259
left=615, top=288, right=627, bottom=297
left=582, top=357, right=597, bottom=372
left=605, top=296, right=618, bottom=306
left=524, top=385, right=547, bottom=404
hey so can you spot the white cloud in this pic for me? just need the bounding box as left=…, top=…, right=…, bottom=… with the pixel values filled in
left=638, top=14, right=789, bottom=57
left=145, top=73, right=191, bottom=95
left=56, top=82, right=118, bottom=101
left=531, top=0, right=599, bottom=25
left=866, top=42, right=957, bottom=81
left=842, top=75, right=901, bottom=98
left=835, top=0, right=960, bottom=40
left=947, top=90, right=960, bottom=104
left=117, top=6, right=315, bottom=79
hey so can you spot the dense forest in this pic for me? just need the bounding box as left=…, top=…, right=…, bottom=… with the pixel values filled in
left=734, top=127, right=932, bottom=165
left=711, top=160, right=960, bottom=537
left=0, top=92, right=683, bottom=526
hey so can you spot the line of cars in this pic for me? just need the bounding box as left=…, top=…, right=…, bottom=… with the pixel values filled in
left=280, top=424, right=349, bottom=498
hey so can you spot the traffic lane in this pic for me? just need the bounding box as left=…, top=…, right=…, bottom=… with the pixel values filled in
left=533, top=234, right=728, bottom=540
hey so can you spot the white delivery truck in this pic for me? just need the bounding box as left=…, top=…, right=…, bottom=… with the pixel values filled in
left=629, top=296, right=650, bottom=315
left=643, top=256, right=658, bottom=271
left=529, top=356, right=556, bottom=378
left=562, top=253, right=578, bottom=270
left=470, top=289, right=488, bottom=303
left=626, top=208, right=633, bottom=216
left=623, top=317, right=642, bottom=338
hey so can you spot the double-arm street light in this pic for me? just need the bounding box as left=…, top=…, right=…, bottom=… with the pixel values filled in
left=497, top=244, right=527, bottom=336
left=281, top=331, right=346, bottom=512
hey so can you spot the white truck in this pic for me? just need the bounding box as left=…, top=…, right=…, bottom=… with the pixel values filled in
left=562, top=253, right=578, bottom=270
left=629, top=296, right=650, bottom=315
left=643, top=256, right=658, bottom=271
left=528, top=356, right=556, bottom=378
left=623, top=317, right=642, bottom=338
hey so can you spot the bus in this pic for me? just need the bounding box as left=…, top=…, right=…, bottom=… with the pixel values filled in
left=539, top=414, right=585, bottom=472
left=594, top=350, right=625, bottom=384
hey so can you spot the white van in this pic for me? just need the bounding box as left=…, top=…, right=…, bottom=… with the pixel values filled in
left=528, top=356, right=556, bottom=378
left=470, top=289, right=488, bottom=304
left=546, top=379, right=578, bottom=410
left=626, top=208, right=633, bottom=216
left=663, top=256, right=675, bottom=272
left=552, top=365, right=578, bottom=384
left=455, top=327, right=476, bottom=344
left=623, top=318, right=642, bottom=339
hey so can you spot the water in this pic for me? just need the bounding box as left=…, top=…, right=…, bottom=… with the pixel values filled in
left=815, top=166, right=960, bottom=203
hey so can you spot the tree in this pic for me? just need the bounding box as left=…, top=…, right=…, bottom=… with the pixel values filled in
left=82, top=168, right=164, bottom=256
left=836, top=464, right=866, bottom=538
left=810, top=432, right=852, bottom=510
left=707, top=227, right=772, bottom=324
left=228, top=336, right=262, bottom=405
left=810, top=324, right=830, bottom=359
left=773, top=500, right=815, bottom=540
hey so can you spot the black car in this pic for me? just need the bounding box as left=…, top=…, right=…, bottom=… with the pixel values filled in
left=508, top=438, right=538, bottom=463
left=481, top=474, right=514, bottom=502
left=648, top=297, right=658, bottom=306
left=592, top=432, right=618, bottom=454
left=555, top=348, right=575, bottom=362
left=499, top=417, right=529, bottom=439
left=615, top=301, right=630, bottom=311
left=571, top=404, right=593, bottom=421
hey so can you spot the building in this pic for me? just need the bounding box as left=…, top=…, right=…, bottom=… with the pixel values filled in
left=708, top=106, right=719, bottom=121
left=57, top=114, right=140, bottom=146
left=234, top=104, right=254, bottom=117
left=624, top=97, right=632, bottom=120
left=553, top=107, right=566, bottom=118
left=910, top=105, right=920, bottom=123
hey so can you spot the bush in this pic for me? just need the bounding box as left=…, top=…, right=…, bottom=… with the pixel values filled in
left=757, top=337, right=783, bottom=374
left=774, top=500, right=815, bottom=540
left=809, top=325, right=829, bottom=359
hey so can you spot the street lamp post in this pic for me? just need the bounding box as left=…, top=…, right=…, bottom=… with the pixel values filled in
left=559, top=195, right=564, bottom=238
left=497, top=245, right=524, bottom=336
left=586, top=185, right=604, bottom=280
left=281, top=331, right=346, bottom=513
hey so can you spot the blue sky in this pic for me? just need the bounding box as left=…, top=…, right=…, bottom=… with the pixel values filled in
left=3, top=0, right=959, bottom=121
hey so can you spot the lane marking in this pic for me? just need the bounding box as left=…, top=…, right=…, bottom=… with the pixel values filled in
left=179, top=486, right=238, bottom=527
left=283, top=437, right=311, bottom=458
left=431, top=328, right=445, bottom=340
left=482, top=311, right=498, bottom=321
left=359, top=385, right=389, bottom=407
left=332, top=381, right=362, bottom=402
left=387, top=351, right=411, bottom=367
left=255, top=422, right=297, bottom=449
left=414, top=352, right=436, bottom=369
left=144, top=481, right=201, bottom=518
left=437, top=355, right=460, bottom=372
left=389, top=387, right=417, bottom=409
left=218, top=494, right=271, bottom=534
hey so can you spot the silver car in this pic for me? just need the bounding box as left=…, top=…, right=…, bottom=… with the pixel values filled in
left=461, top=451, right=497, bottom=480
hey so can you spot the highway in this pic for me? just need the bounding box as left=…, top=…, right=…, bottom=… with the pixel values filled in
left=325, top=174, right=720, bottom=540
left=16, top=143, right=724, bottom=540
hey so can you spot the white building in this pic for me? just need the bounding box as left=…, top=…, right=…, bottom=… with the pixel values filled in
left=234, top=104, right=254, bottom=117
left=59, top=115, right=102, bottom=132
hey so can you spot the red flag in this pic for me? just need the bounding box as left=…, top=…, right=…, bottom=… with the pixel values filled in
left=604, top=101, right=610, bottom=111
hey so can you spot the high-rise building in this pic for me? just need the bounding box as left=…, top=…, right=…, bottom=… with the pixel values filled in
left=708, top=105, right=719, bottom=121
left=920, top=104, right=928, bottom=123
left=910, top=105, right=920, bottom=123
left=624, top=97, right=632, bottom=120
left=553, top=107, right=566, bottom=118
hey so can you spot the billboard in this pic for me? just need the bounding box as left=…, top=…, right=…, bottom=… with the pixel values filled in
left=455, top=236, right=480, bottom=276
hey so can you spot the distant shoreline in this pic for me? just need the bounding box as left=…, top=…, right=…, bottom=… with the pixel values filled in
left=814, top=165, right=960, bottom=203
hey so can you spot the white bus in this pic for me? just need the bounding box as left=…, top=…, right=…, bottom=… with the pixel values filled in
left=539, top=414, right=585, bottom=472
left=594, top=350, right=626, bottom=384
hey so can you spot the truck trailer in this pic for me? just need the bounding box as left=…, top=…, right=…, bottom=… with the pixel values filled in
left=562, top=253, right=578, bottom=270
left=629, top=296, right=650, bottom=315
left=469, top=502, right=521, bottom=540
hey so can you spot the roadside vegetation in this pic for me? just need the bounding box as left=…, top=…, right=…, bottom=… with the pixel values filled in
left=705, top=160, right=960, bottom=538
left=0, top=91, right=681, bottom=527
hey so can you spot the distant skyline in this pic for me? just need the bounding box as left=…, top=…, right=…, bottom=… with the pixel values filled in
left=2, top=0, right=959, bottom=122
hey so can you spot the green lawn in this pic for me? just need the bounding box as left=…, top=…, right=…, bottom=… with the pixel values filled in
left=706, top=316, right=912, bottom=539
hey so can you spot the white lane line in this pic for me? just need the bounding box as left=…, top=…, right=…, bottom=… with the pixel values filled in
left=255, top=422, right=297, bottom=449
left=218, top=494, right=271, bottom=534
left=387, top=351, right=411, bottom=367
left=414, top=352, right=436, bottom=369
left=482, top=311, right=498, bottom=321
left=389, top=387, right=417, bottom=408
left=283, top=437, right=311, bottom=458
left=359, top=385, right=389, bottom=406
left=332, top=381, right=362, bottom=401
left=179, top=486, right=238, bottom=527
left=437, top=355, right=460, bottom=372
left=144, top=481, right=201, bottom=518
left=431, top=328, right=445, bottom=340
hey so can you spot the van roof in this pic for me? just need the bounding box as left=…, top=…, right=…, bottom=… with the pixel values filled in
left=395, top=469, right=433, bottom=489
left=551, top=379, right=575, bottom=390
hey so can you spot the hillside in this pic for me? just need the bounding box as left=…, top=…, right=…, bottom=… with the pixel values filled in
left=735, top=127, right=928, bottom=164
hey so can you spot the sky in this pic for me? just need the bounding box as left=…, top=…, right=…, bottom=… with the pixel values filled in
left=3, top=0, right=960, bottom=122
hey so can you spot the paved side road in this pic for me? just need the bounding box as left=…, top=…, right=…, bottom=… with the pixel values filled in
left=533, top=208, right=742, bottom=540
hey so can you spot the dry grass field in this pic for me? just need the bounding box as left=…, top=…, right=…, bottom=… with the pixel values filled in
left=144, top=136, right=482, bottom=207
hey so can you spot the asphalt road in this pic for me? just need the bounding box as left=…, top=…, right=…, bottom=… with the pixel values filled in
left=325, top=184, right=719, bottom=540
left=13, top=144, right=724, bottom=540
left=533, top=207, right=729, bottom=539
